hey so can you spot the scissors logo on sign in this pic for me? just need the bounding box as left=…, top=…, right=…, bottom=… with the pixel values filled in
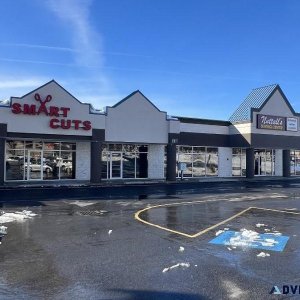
left=34, top=93, right=52, bottom=115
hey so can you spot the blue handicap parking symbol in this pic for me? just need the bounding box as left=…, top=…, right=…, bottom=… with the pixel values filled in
left=209, top=231, right=289, bottom=252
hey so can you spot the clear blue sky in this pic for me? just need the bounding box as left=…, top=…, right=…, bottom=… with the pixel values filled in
left=1, top=0, right=300, bottom=120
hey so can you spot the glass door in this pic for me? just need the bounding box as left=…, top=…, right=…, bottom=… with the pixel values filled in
left=254, top=149, right=275, bottom=176
left=109, top=152, right=122, bottom=179
left=254, top=153, right=261, bottom=175
left=26, top=150, right=43, bottom=180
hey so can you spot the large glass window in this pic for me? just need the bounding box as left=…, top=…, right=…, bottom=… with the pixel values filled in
left=254, top=149, right=275, bottom=176
left=101, top=144, right=148, bottom=179
left=232, top=148, right=246, bottom=177
left=176, top=146, right=218, bottom=177
left=5, top=140, right=76, bottom=181
left=5, top=141, right=25, bottom=181
left=290, top=150, right=300, bottom=176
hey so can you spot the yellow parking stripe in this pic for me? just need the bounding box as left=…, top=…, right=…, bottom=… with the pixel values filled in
left=134, top=202, right=300, bottom=238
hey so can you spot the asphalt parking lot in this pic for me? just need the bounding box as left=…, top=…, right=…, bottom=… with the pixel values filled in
left=1, top=180, right=300, bottom=299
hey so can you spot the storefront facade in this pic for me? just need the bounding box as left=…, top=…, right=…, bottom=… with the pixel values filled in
left=0, top=80, right=300, bottom=185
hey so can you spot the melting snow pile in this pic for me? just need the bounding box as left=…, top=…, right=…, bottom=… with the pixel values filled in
left=257, top=252, right=270, bottom=257
left=0, top=226, right=7, bottom=235
left=256, top=223, right=266, bottom=228
left=0, top=210, right=37, bottom=246
left=162, top=263, right=190, bottom=273
left=265, top=232, right=282, bottom=236
left=0, top=210, right=37, bottom=224
left=228, top=229, right=279, bottom=248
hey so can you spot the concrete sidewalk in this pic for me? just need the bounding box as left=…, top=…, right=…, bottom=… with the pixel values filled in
left=1, top=176, right=300, bottom=203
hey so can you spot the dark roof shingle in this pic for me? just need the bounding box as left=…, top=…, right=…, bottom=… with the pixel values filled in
left=229, top=84, right=278, bottom=123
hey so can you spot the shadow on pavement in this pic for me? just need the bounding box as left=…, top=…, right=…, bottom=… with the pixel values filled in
left=107, top=289, right=208, bottom=300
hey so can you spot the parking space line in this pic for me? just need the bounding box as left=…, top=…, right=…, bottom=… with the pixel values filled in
left=190, top=207, right=253, bottom=238
left=135, top=202, right=300, bottom=238
left=135, top=202, right=252, bottom=238
left=250, top=206, right=300, bottom=215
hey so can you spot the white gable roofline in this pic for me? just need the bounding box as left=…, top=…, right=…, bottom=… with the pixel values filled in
left=9, top=79, right=105, bottom=115
left=251, top=85, right=300, bottom=121
left=110, top=90, right=166, bottom=113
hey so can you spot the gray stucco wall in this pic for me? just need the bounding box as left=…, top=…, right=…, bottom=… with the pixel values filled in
left=105, top=92, right=168, bottom=144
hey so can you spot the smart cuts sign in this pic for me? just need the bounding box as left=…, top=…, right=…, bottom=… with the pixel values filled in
left=257, top=114, right=298, bottom=132
left=11, top=93, right=92, bottom=131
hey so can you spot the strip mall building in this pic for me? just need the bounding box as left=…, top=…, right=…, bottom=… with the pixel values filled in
left=0, top=80, right=299, bottom=185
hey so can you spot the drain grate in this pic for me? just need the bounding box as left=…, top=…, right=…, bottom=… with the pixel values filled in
left=75, top=210, right=108, bottom=216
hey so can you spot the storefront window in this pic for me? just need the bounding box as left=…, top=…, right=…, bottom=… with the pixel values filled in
left=232, top=148, right=246, bottom=176
left=102, top=144, right=148, bottom=179
left=178, top=153, right=193, bottom=177
left=192, top=154, right=206, bottom=177
left=290, top=150, right=300, bottom=176
left=176, top=146, right=218, bottom=177
left=5, top=142, right=25, bottom=180
left=44, top=142, right=60, bottom=151
left=59, top=151, right=75, bottom=179
left=254, top=149, right=275, bottom=176
left=5, top=140, right=77, bottom=181
left=61, top=142, right=76, bottom=151
left=206, top=148, right=218, bottom=176
left=25, top=141, right=42, bottom=149
left=123, top=152, right=136, bottom=178
left=108, top=144, right=122, bottom=151
left=43, top=151, right=60, bottom=180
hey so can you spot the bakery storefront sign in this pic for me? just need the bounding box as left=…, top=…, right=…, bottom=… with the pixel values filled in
left=11, top=93, right=91, bottom=130
left=257, top=114, right=286, bottom=131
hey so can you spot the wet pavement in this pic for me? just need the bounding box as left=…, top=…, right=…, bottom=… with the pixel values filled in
left=1, top=180, right=300, bottom=299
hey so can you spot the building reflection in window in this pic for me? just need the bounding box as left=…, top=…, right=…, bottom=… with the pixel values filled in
left=5, top=140, right=76, bottom=181
left=176, top=146, right=218, bottom=178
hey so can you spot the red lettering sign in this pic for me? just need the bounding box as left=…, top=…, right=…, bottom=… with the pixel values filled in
left=50, top=118, right=60, bottom=129
left=11, top=93, right=92, bottom=131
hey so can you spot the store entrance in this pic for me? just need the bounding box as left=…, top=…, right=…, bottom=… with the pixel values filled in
left=254, top=149, right=275, bottom=176
left=25, top=150, right=43, bottom=180
left=109, top=152, right=122, bottom=179
left=101, top=144, right=149, bottom=180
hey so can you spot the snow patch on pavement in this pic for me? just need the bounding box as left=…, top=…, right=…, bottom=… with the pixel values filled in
left=162, top=263, right=190, bottom=273
left=257, top=252, right=270, bottom=257
left=255, top=223, right=266, bottom=228
left=229, top=229, right=259, bottom=247
left=0, top=210, right=37, bottom=224
left=216, top=228, right=229, bottom=236
left=0, top=226, right=7, bottom=234
left=69, top=201, right=96, bottom=207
